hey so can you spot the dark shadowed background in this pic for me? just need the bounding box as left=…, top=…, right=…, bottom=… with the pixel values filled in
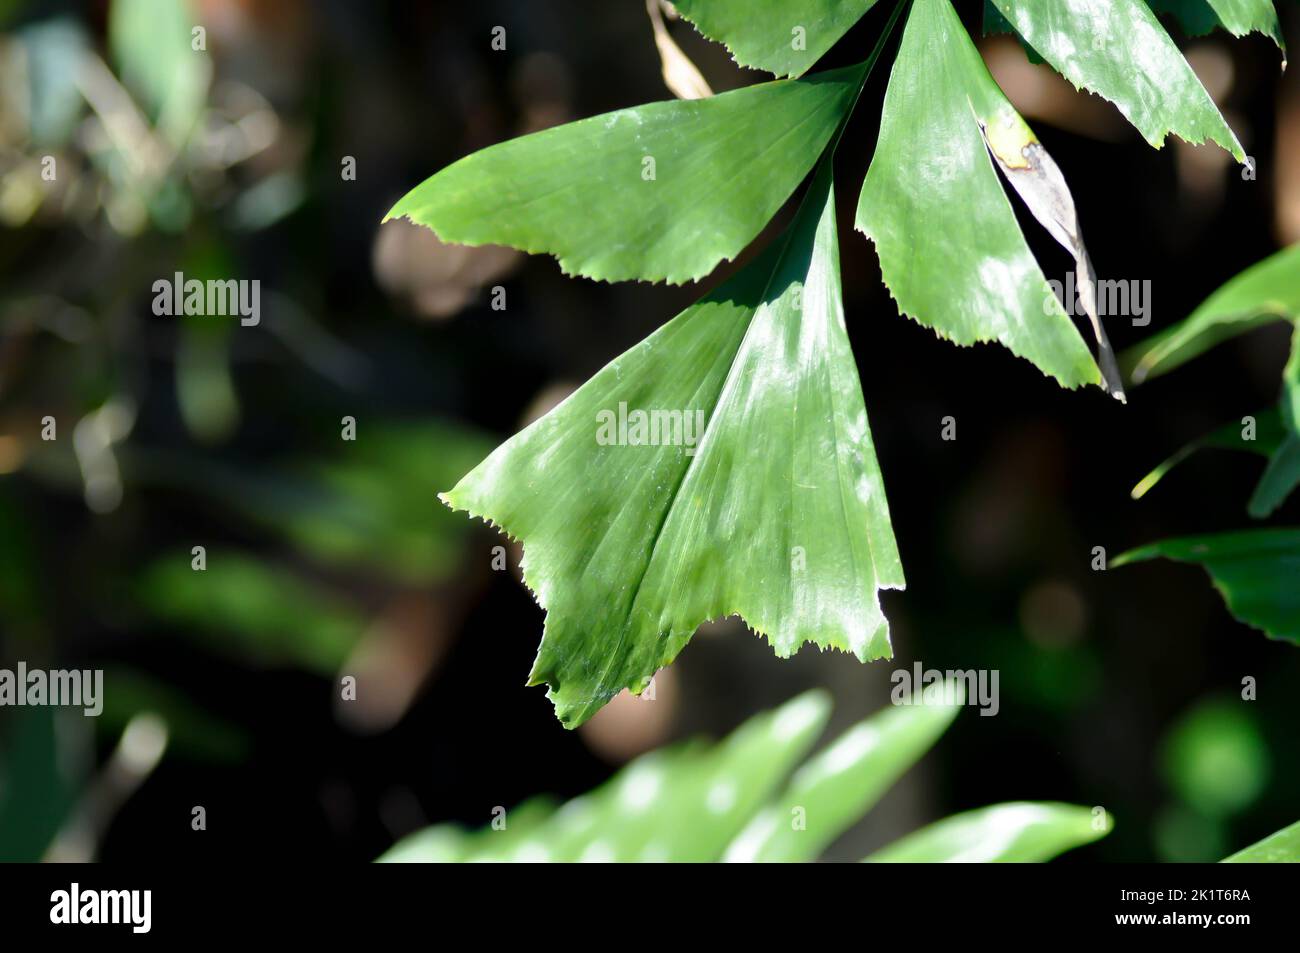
left=1, top=0, right=1298, bottom=863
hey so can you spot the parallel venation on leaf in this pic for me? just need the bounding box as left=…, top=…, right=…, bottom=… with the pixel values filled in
left=442, top=163, right=903, bottom=727
left=988, top=0, right=1247, bottom=159
left=385, top=63, right=865, bottom=285
left=856, top=0, right=1101, bottom=391
left=1147, top=0, right=1285, bottom=58
left=671, top=0, right=879, bottom=78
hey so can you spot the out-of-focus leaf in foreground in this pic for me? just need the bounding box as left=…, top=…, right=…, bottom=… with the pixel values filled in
left=380, top=691, right=831, bottom=862
left=378, top=824, right=471, bottom=864
left=670, top=0, right=879, bottom=78
left=547, top=690, right=831, bottom=862
left=1121, top=243, right=1300, bottom=385
left=989, top=0, right=1247, bottom=160
left=1114, top=529, right=1300, bottom=646
left=856, top=0, right=1102, bottom=391
left=443, top=163, right=902, bottom=727
left=723, top=684, right=960, bottom=861
left=1222, top=818, right=1300, bottom=862
left=386, top=64, right=865, bottom=284
left=865, top=802, right=1110, bottom=862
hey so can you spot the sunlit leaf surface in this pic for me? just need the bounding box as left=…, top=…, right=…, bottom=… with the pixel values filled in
left=865, top=802, right=1110, bottom=862
left=378, top=691, right=831, bottom=862
left=856, top=0, right=1101, bottom=390
left=540, top=691, right=831, bottom=862
left=1222, top=819, right=1300, bottom=863
left=387, top=64, right=865, bottom=284
left=444, top=164, right=902, bottom=727
left=989, top=0, right=1245, bottom=160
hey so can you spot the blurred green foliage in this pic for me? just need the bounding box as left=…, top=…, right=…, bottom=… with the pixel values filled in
left=380, top=688, right=1111, bottom=864
left=0, top=0, right=491, bottom=814
left=0, top=707, right=76, bottom=861
left=1162, top=698, right=1269, bottom=818
left=137, top=553, right=365, bottom=674
left=1154, top=696, right=1270, bottom=861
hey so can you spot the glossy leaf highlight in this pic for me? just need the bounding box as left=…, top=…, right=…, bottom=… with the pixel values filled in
left=723, top=684, right=960, bottom=861
left=989, top=0, right=1245, bottom=160
left=856, top=0, right=1101, bottom=391
left=865, top=802, right=1111, bottom=862
left=444, top=164, right=902, bottom=727
left=378, top=690, right=1109, bottom=863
